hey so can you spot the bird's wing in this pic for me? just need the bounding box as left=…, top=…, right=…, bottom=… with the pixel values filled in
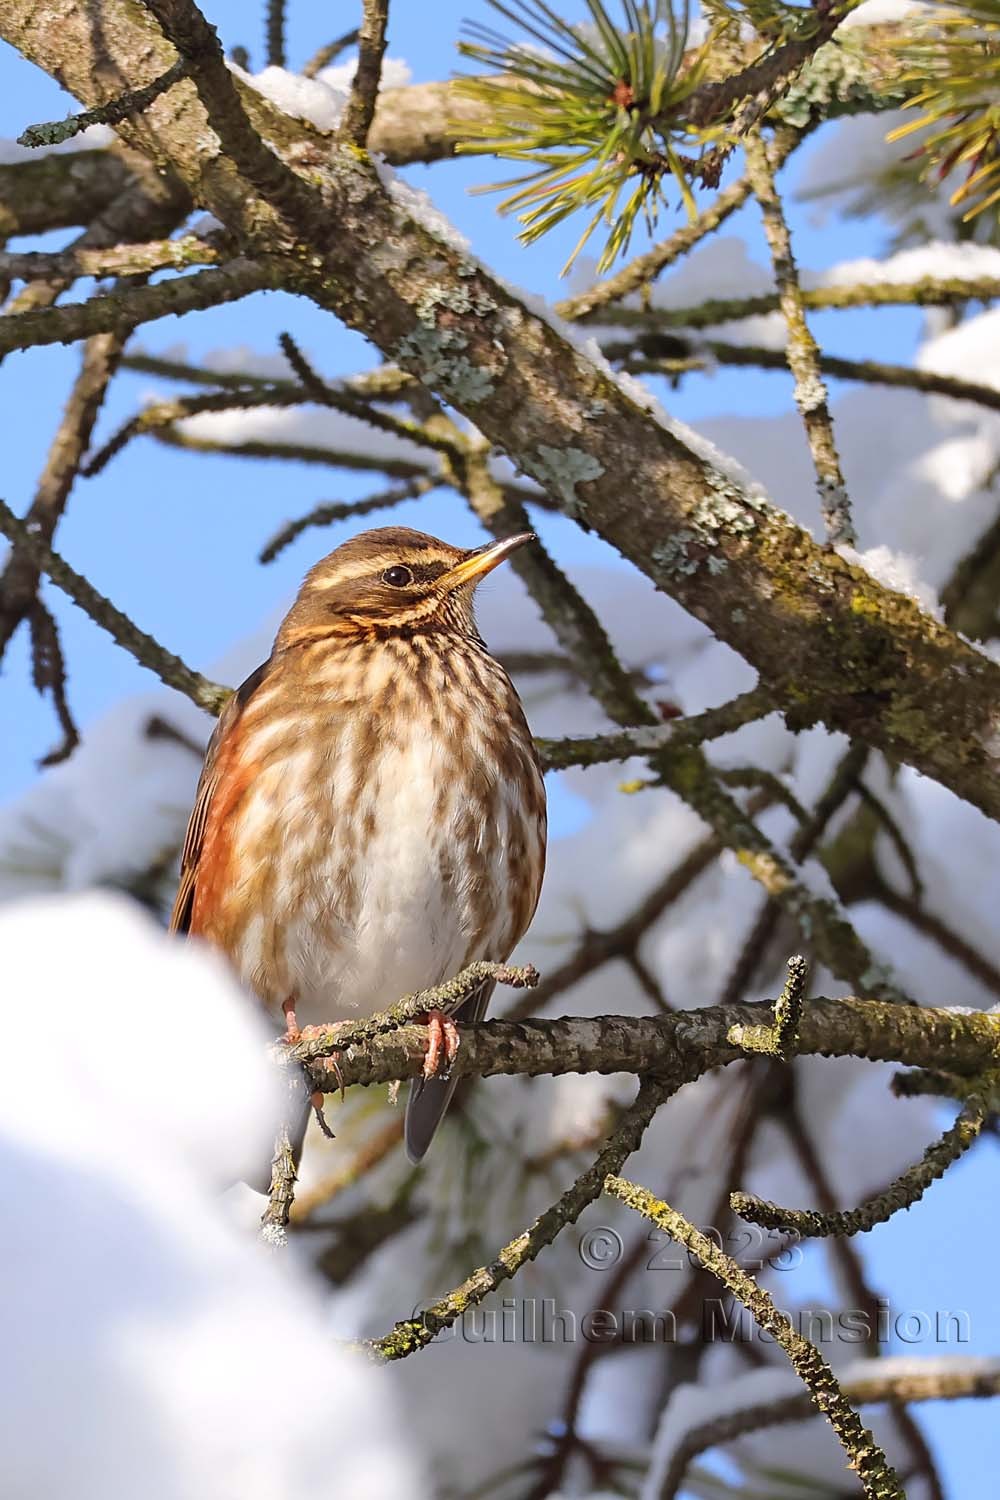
left=169, top=660, right=272, bottom=936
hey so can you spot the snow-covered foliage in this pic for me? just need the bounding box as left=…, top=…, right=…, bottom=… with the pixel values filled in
left=0, top=893, right=424, bottom=1500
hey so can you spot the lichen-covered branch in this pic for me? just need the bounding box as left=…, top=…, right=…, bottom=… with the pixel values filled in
left=0, top=496, right=229, bottom=714
left=605, top=1176, right=903, bottom=1500
left=17, top=55, right=189, bottom=148
left=369, top=1076, right=670, bottom=1359
left=745, top=128, right=853, bottom=544
left=534, top=687, right=775, bottom=771
left=0, top=259, right=276, bottom=356
left=731, top=1078, right=994, bottom=1237
left=596, top=275, right=1000, bottom=331
left=284, top=994, right=1000, bottom=1092
left=729, top=953, right=809, bottom=1058
left=0, top=235, right=222, bottom=285
left=656, top=1359, right=1000, bottom=1500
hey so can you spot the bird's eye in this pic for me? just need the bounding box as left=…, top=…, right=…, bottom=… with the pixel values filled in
left=382, top=565, right=413, bottom=588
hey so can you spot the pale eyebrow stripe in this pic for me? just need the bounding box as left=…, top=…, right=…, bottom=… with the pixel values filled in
left=309, top=553, right=452, bottom=588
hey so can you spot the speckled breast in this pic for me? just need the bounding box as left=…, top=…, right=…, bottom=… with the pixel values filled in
left=193, top=634, right=546, bottom=1027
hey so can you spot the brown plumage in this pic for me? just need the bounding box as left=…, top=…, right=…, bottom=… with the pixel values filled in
left=171, top=527, right=547, bottom=1161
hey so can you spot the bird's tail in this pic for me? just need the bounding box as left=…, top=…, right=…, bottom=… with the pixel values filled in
left=404, top=979, right=495, bottom=1162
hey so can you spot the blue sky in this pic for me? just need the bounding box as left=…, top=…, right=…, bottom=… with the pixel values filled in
left=1, top=5, right=995, bottom=1495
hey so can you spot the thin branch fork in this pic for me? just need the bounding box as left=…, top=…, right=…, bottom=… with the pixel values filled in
left=0, top=259, right=276, bottom=357
left=655, top=1360, right=1000, bottom=1500
left=606, top=1176, right=903, bottom=1500
left=0, top=496, right=229, bottom=715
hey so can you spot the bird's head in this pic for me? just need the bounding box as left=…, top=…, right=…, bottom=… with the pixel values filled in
left=275, top=526, right=534, bottom=646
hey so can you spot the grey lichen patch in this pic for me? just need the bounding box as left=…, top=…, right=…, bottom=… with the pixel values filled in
left=392, top=281, right=501, bottom=405
left=414, top=284, right=497, bottom=325
left=776, top=35, right=908, bottom=128
left=652, top=530, right=703, bottom=578
left=731, top=607, right=747, bottom=624
left=525, top=445, right=605, bottom=518
left=653, top=488, right=762, bottom=580
left=794, top=372, right=829, bottom=415
left=393, top=324, right=495, bottom=404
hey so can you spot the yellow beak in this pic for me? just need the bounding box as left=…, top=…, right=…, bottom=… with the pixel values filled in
left=441, top=532, right=535, bottom=590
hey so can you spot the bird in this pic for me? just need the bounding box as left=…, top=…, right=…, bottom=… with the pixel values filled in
left=170, top=526, right=547, bottom=1162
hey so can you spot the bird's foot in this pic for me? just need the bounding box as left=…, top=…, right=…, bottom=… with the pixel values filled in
left=279, top=999, right=330, bottom=1047
left=421, top=1008, right=461, bottom=1080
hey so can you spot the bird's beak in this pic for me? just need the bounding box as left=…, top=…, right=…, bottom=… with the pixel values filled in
left=440, top=532, right=535, bottom=590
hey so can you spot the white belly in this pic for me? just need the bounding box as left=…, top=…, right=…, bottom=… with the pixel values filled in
left=234, top=725, right=531, bottom=1027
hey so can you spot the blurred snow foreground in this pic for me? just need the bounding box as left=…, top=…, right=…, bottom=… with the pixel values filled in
left=0, top=894, right=425, bottom=1500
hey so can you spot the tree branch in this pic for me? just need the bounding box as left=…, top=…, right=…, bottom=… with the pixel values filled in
left=0, top=236, right=223, bottom=285
left=369, top=1076, right=670, bottom=1359
left=656, top=1359, right=1000, bottom=1500
left=614, top=335, right=1000, bottom=418
left=284, top=995, right=1000, bottom=1092
left=606, top=1175, right=903, bottom=1500
left=338, top=0, right=390, bottom=148
left=0, top=496, right=229, bottom=714
left=0, top=259, right=276, bottom=357
left=17, top=56, right=189, bottom=148
left=731, top=1078, right=994, bottom=1237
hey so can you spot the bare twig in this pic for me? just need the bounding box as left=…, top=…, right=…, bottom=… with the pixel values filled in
left=369, top=1077, right=670, bottom=1360
left=17, top=56, right=189, bottom=148
left=339, top=0, right=390, bottom=147
left=534, top=688, right=776, bottom=772
left=595, top=275, right=1000, bottom=332
left=744, top=127, right=854, bottom=546
left=731, top=1079, right=994, bottom=1237
left=259, top=479, right=435, bottom=563
left=615, top=336, right=1000, bottom=418
left=729, top=953, right=809, bottom=1059
left=265, top=0, right=285, bottom=68
left=27, top=600, right=80, bottom=765
left=0, top=496, right=229, bottom=715
left=302, top=29, right=360, bottom=78
left=0, top=259, right=275, bottom=357
left=0, top=333, right=125, bottom=664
